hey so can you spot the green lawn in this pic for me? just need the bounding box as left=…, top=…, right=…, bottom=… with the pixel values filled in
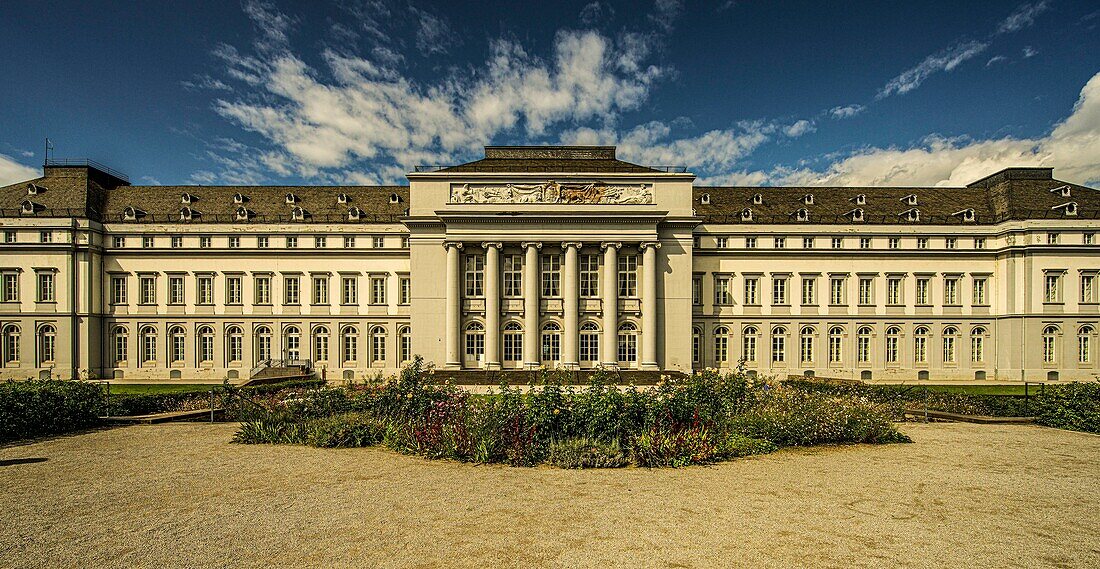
left=921, top=385, right=1040, bottom=396
left=106, top=384, right=221, bottom=395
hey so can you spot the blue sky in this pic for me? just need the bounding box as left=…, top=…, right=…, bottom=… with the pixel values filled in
left=1, top=0, right=1098, bottom=187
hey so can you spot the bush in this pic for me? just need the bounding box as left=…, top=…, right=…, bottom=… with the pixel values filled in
left=630, top=424, right=720, bottom=467
left=0, top=380, right=104, bottom=442
left=731, top=386, right=911, bottom=446
left=716, top=433, right=778, bottom=458
left=1032, top=383, right=1100, bottom=433
left=304, top=412, right=386, bottom=447
left=547, top=437, right=628, bottom=469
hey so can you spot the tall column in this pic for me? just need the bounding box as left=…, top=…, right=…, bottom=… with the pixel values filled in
left=640, top=241, right=662, bottom=370
left=562, top=242, right=582, bottom=369
left=522, top=242, right=541, bottom=368
left=600, top=242, right=621, bottom=368
left=444, top=241, right=463, bottom=369
left=483, top=242, right=502, bottom=370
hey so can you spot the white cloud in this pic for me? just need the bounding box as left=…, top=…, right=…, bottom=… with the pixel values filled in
left=1022, top=45, right=1038, bottom=58
left=986, top=55, right=1008, bottom=67
left=579, top=1, right=614, bottom=25
left=877, top=40, right=989, bottom=99
left=996, top=1, right=1050, bottom=35
left=562, top=120, right=775, bottom=172
left=0, top=153, right=39, bottom=186
left=784, top=119, right=816, bottom=138
left=712, top=71, right=1100, bottom=188
left=409, top=6, right=459, bottom=57
left=828, top=104, right=865, bottom=119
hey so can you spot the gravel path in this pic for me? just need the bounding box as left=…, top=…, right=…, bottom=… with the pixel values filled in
left=1, top=422, right=1098, bottom=568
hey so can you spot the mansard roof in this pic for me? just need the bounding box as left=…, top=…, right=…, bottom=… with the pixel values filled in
left=435, top=145, right=663, bottom=174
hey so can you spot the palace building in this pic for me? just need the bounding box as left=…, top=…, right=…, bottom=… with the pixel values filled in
left=1, top=145, right=1098, bottom=383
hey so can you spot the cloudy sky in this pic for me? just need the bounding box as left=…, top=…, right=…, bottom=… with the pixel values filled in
left=1, top=0, right=1098, bottom=187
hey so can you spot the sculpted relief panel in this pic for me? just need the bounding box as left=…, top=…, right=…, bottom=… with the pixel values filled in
left=450, top=181, right=653, bottom=205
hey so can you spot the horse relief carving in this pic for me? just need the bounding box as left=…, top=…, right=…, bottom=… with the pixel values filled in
left=450, top=181, right=652, bottom=204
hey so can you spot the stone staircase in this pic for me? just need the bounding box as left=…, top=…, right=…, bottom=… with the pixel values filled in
left=240, top=359, right=315, bottom=387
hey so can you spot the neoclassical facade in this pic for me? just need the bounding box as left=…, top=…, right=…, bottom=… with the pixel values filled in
left=1, top=146, right=1099, bottom=383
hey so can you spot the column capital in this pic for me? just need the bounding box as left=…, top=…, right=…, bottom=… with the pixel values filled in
left=521, top=241, right=543, bottom=250
left=481, top=241, right=503, bottom=250
left=561, top=241, right=583, bottom=250
left=443, top=241, right=464, bottom=251
left=600, top=241, right=622, bottom=250
left=639, top=241, right=662, bottom=251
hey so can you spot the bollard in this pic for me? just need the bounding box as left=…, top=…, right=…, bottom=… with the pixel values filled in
left=210, top=389, right=215, bottom=423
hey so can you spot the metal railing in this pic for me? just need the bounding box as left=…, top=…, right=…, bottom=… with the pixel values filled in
left=413, top=164, right=688, bottom=173
left=250, top=358, right=314, bottom=378
left=44, top=158, right=130, bottom=183
left=108, top=212, right=406, bottom=224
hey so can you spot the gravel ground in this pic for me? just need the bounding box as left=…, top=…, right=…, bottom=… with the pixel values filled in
left=1, top=422, right=1098, bottom=568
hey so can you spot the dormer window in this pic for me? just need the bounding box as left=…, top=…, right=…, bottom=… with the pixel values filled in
left=181, top=193, right=195, bottom=205
left=389, top=193, right=402, bottom=204
left=20, top=200, right=43, bottom=215
left=26, top=183, right=44, bottom=196
left=900, top=208, right=920, bottom=222
left=1050, top=185, right=1071, bottom=198
left=852, top=194, right=866, bottom=205
left=290, top=206, right=307, bottom=221
left=179, top=206, right=199, bottom=221
left=700, top=193, right=711, bottom=205
left=122, top=206, right=146, bottom=221
left=953, top=208, right=976, bottom=222
left=1053, top=202, right=1078, bottom=216
left=285, top=193, right=299, bottom=204
left=336, top=193, right=349, bottom=205
left=802, top=194, right=814, bottom=205
left=234, top=207, right=253, bottom=222
left=752, top=193, right=763, bottom=205
left=846, top=208, right=865, bottom=222
left=740, top=208, right=754, bottom=222
left=348, top=207, right=363, bottom=221
left=902, top=194, right=918, bottom=206
left=795, top=208, right=809, bottom=222
left=232, top=193, right=248, bottom=204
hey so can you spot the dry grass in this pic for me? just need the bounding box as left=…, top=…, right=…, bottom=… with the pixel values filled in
left=1, top=422, right=1099, bottom=568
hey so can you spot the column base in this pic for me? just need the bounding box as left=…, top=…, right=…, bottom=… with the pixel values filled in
left=640, top=362, right=660, bottom=371
left=600, top=362, right=620, bottom=370
left=484, top=362, right=502, bottom=371
left=444, top=362, right=462, bottom=370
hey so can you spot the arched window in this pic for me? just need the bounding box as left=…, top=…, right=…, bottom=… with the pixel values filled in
left=692, top=326, right=702, bottom=364
left=740, top=326, right=756, bottom=363
left=856, top=326, right=872, bottom=364
left=771, top=326, right=787, bottom=363
left=1079, top=325, right=1094, bottom=364
left=226, top=326, right=244, bottom=364
left=465, top=321, right=485, bottom=364
left=399, top=326, right=412, bottom=364
left=799, top=327, right=815, bottom=364
left=942, top=326, right=958, bottom=364
left=971, top=326, right=987, bottom=364
left=617, top=322, right=638, bottom=366
left=140, top=325, right=158, bottom=365
left=197, top=325, right=215, bottom=364
left=168, top=325, right=186, bottom=365
left=1043, top=325, right=1060, bottom=364
left=579, top=322, right=599, bottom=365
left=503, top=322, right=523, bottom=364
left=254, top=325, right=272, bottom=364
left=284, top=326, right=302, bottom=361
left=885, top=326, right=902, bottom=364
left=370, top=325, right=387, bottom=365
left=111, top=325, right=128, bottom=366
left=2, top=324, right=19, bottom=367
left=913, top=326, right=930, bottom=364
left=712, top=326, right=730, bottom=364
left=313, top=326, right=330, bottom=364
left=540, top=321, right=560, bottom=364
left=36, top=324, right=56, bottom=366
left=828, top=326, right=843, bottom=364
left=341, top=326, right=358, bottom=365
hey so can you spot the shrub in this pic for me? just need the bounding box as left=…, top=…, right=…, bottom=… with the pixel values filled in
left=232, top=419, right=302, bottom=444
left=304, top=412, right=385, bottom=448
left=547, top=437, right=628, bottom=469
left=715, top=432, right=778, bottom=458
left=731, top=386, right=911, bottom=446
left=1032, top=383, right=1100, bottom=433
left=629, top=423, right=720, bottom=467
left=0, top=380, right=104, bottom=442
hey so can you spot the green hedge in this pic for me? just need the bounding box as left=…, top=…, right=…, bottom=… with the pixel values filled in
left=0, top=380, right=104, bottom=442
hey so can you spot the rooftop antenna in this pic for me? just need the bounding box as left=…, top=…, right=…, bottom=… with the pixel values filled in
left=44, top=137, right=54, bottom=165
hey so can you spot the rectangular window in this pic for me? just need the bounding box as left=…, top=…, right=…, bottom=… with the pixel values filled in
left=579, top=254, right=599, bottom=297
left=801, top=277, right=816, bottom=305
left=1082, top=274, right=1096, bottom=304
left=113, top=236, right=126, bottom=248
left=139, top=275, right=156, bottom=305
left=772, top=276, right=788, bottom=305
left=944, top=277, right=959, bottom=305
left=344, top=236, right=356, bottom=248
left=1085, top=233, right=1095, bottom=245
left=945, top=238, right=957, bottom=249
left=829, top=331, right=842, bottom=363
left=745, top=237, right=757, bottom=249
left=1044, top=274, right=1061, bottom=303
left=774, top=237, right=786, bottom=249
left=1, top=273, right=18, bottom=303
left=916, top=278, right=930, bottom=305
left=617, top=255, right=638, bottom=297
left=170, top=332, right=185, bottom=364
left=401, top=331, right=412, bottom=363
left=373, top=236, right=385, bottom=248
left=142, top=236, right=154, bottom=248
left=714, top=275, right=732, bottom=305
left=1048, top=233, right=1059, bottom=245
left=284, top=276, right=300, bottom=305
left=772, top=332, right=785, bottom=363
left=716, top=236, right=728, bottom=249
left=743, top=277, right=759, bottom=305
left=917, top=237, right=928, bottom=249
left=342, top=276, right=358, bottom=305
left=800, top=333, right=814, bottom=364
left=257, top=236, right=269, bottom=248
left=830, top=277, right=845, bottom=305
left=503, top=254, right=524, bottom=298
left=40, top=231, right=52, bottom=244
left=171, top=236, right=183, bottom=248
left=228, top=236, right=240, bottom=249
left=4, top=231, right=14, bottom=243
left=312, top=276, right=329, bottom=305
left=111, top=275, right=127, bottom=305
left=199, top=236, right=212, bottom=248
left=197, top=275, right=213, bottom=305
left=465, top=255, right=485, bottom=297
left=255, top=276, right=272, bottom=305
left=286, top=236, right=298, bottom=248
left=974, top=238, right=986, bottom=249
left=371, top=276, right=387, bottom=305
left=540, top=255, right=561, bottom=298
left=803, top=237, right=814, bottom=249
left=831, top=237, right=843, bottom=249
left=227, top=276, right=242, bottom=305
left=973, top=278, right=988, bottom=305
left=315, top=236, right=327, bottom=248
left=399, top=276, right=411, bottom=305
left=889, top=238, right=900, bottom=249
left=692, top=276, right=701, bottom=306
left=859, top=237, right=871, bottom=249
left=168, top=276, right=184, bottom=305
left=886, top=277, right=902, bottom=305
left=36, top=272, right=54, bottom=302
left=858, top=277, right=873, bottom=305
left=716, top=334, right=730, bottom=364
left=401, top=236, right=409, bottom=248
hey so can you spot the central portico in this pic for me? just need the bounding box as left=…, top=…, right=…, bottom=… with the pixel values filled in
left=405, top=146, right=697, bottom=372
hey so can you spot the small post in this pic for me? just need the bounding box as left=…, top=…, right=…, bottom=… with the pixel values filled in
left=1025, top=382, right=1030, bottom=415
left=210, top=388, right=215, bottom=423
left=105, top=381, right=111, bottom=418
